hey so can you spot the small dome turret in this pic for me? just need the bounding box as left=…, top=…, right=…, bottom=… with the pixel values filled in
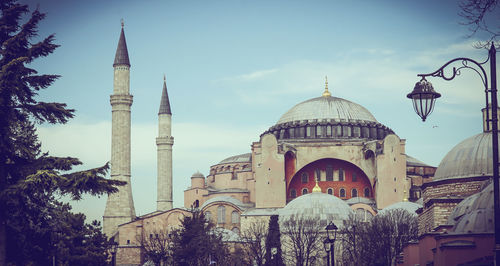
left=191, top=171, right=205, bottom=188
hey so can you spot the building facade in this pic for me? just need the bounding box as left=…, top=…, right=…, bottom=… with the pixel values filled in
left=104, top=25, right=439, bottom=265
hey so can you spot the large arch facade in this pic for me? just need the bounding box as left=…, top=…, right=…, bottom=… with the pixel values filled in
left=286, top=158, right=373, bottom=202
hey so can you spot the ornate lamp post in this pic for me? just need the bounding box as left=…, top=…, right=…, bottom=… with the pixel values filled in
left=323, top=221, right=338, bottom=266
left=407, top=43, right=498, bottom=265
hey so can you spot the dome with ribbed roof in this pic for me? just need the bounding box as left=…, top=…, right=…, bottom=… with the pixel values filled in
left=448, top=181, right=493, bottom=234
left=277, top=96, right=377, bottom=125
left=379, top=201, right=422, bottom=216
left=434, top=132, right=498, bottom=181
left=263, top=93, right=394, bottom=141
left=279, top=192, right=353, bottom=227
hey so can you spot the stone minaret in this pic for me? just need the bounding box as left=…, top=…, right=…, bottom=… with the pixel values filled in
left=103, top=22, right=136, bottom=238
left=156, top=75, right=174, bottom=211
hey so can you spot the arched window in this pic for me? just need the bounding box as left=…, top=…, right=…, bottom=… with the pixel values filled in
left=301, top=172, right=309, bottom=184
left=290, top=189, right=297, bottom=198
left=352, top=188, right=358, bottom=197
left=232, top=227, right=240, bottom=235
left=352, top=172, right=357, bottom=182
left=231, top=211, right=240, bottom=224
left=326, top=165, right=333, bottom=181
left=217, top=206, right=226, bottom=224
left=302, top=188, right=308, bottom=195
left=327, top=188, right=333, bottom=195
left=340, top=188, right=346, bottom=197
left=193, top=200, right=199, bottom=208
left=315, top=168, right=321, bottom=181
left=205, top=211, right=212, bottom=221
left=339, top=168, right=344, bottom=181
left=364, top=187, right=370, bottom=197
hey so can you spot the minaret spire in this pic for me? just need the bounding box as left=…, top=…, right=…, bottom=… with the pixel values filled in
left=159, top=75, right=172, bottom=115
left=103, top=22, right=136, bottom=238
left=113, top=19, right=130, bottom=67
left=322, top=75, right=331, bottom=97
left=157, top=76, right=174, bottom=211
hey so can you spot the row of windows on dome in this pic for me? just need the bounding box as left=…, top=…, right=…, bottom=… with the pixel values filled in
left=289, top=187, right=370, bottom=198
left=273, top=123, right=390, bottom=140
left=300, top=167, right=357, bottom=183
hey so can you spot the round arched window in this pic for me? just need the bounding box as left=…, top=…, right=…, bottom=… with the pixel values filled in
left=302, top=188, right=308, bottom=195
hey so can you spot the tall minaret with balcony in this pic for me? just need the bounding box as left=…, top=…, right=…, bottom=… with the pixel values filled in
left=157, top=75, right=174, bottom=211
left=103, top=21, right=136, bottom=237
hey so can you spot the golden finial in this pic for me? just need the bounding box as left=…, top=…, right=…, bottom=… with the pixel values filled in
left=121, top=19, right=124, bottom=28
left=312, top=177, right=322, bottom=193
left=322, top=75, right=331, bottom=97
left=403, top=189, right=408, bottom=202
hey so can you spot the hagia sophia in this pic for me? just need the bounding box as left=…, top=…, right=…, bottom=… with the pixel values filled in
left=103, top=25, right=495, bottom=265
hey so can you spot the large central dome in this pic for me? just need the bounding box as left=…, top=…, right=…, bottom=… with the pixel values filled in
left=263, top=91, right=393, bottom=141
left=277, top=96, right=378, bottom=125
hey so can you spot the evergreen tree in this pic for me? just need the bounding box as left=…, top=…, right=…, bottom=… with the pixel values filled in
left=170, top=209, right=228, bottom=266
left=264, top=215, right=284, bottom=266
left=0, top=1, right=124, bottom=264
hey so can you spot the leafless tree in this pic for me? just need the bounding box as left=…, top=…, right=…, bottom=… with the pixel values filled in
left=240, top=220, right=268, bottom=266
left=340, top=209, right=418, bottom=266
left=137, top=229, right=173, bottom=266
left=458, top=0, right=499, bottom=44
left=281, top=215, right=323, bottom=266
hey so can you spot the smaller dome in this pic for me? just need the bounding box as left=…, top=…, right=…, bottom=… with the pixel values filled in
left=449, top=181, right=494, bottom=234
left=279, top=192, right=353, bottom=228
left=379, top=201, right=422, bottom=215
left=219, top=153, right=252, bottom=164
left=191, top=171, right=204, bottom=179
left=434, top=132, right=497, bottom=181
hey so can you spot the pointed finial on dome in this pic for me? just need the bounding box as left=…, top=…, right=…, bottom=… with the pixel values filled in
left=312, top=177, right=322, bottom=193
left=322, top=75, right=331, bottom=97
left=121, top=18, right=124, bottom=28
left=163, top=73, right=166, bottom=82
left=403, top=189, right=408, bottom=202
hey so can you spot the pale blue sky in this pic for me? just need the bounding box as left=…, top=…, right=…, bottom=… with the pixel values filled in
left=23, top=0, right=499, bottom=222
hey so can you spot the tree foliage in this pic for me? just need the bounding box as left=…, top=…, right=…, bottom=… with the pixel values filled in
left=0, top=1, right=125, bottom=264
left=458, top=0, right=499, bottom=43
left=170, top=210, right=229, bottom=266
left=264, top=215, right=284, bottom=266
left=340, top=209, right=418, bottom=266
left=139, top=228, right=173, bottom=266
left=241, top=220, right=268, bottom=266
left=281, top=215, right=322, bottom=266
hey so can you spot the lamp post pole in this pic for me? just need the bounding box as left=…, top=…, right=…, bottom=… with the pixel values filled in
left=407, top=43, right=498, bottom=265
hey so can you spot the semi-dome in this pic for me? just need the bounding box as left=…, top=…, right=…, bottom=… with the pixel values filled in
left=448, top=181, right=493, bottom=234
left=434, top=132, right=498, bottom=181
left=279, top=192, right=353, bottom=227
left=263, top=92, right=394, bottom=141
left=277, top=96, right=377, bottom=125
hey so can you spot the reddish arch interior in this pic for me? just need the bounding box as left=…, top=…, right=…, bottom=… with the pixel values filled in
left=287, top=158, right=373, bottom=202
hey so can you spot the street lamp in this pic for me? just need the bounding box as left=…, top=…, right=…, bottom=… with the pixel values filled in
left=323, top=221, right=338, bottom=266
left=110, top=241, right=118, bottom=266
left=407, top=42, right=498, bottom=265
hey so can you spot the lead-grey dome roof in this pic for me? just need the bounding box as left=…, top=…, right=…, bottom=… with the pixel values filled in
left=219, top=153, right=252, bottom=164
left=448, top=181, right=493, bottom=234
left=277, top=96, right=377, bottom=125
left=279, top=192, right=353, bottom=228
left=379, top=201, right=422, bottom=216
left=434, top=132, right=497, bottom=181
